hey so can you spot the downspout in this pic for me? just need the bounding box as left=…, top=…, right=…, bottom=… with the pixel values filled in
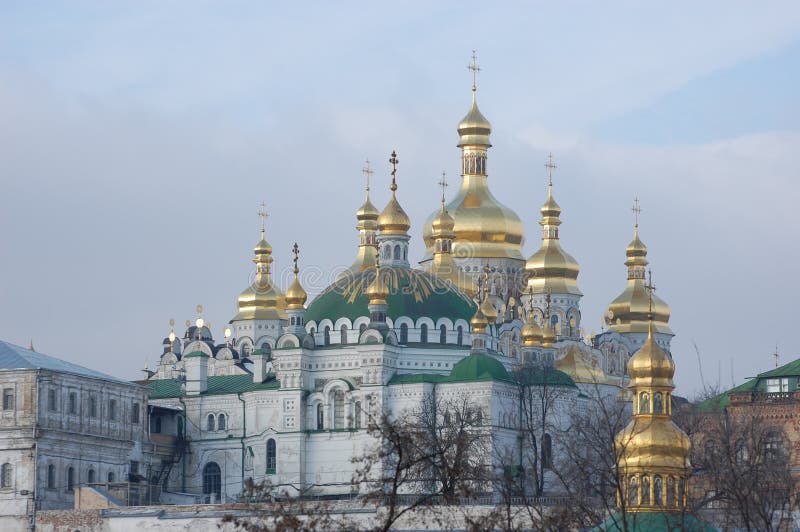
left=31, top=370, right=40, bottom=531
left=178, top=396, right=187, bottom=492
left=237, top=393, right=246, bottom=487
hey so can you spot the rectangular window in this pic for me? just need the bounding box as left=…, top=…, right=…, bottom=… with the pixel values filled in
left=2, top=389, right=14, bottom=410
left=131, top=403, right=140, bottom=424
left=767, top=378, right=790, bottom=393
left=109, top=399, right=117, bottom=421
left=68, top=392, right=77, bottom=415
left=89, top=396, right=97, bottom=418
left=47, top=389, right=57, bottom=412
left=129, top=461, right=139, bottom=475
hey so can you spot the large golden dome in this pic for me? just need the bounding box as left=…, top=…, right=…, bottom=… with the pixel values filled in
left=526, top=184, right=582, bottom=296
left=422, top=92, right=524, bottom=260
left=378, top=160, right=411, bottom=236
left=606, top=228, right=672, bottom=335
left=628, top=328, right=675, bottom=389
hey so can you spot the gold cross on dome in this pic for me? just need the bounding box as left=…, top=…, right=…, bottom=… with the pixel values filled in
left=362, top=159, right=373, bottom=192
left=438, top=172, right=448, bottom=204
left=544, top=152, right=557, bottom=186
left=632, top=197, right=642, bottom=229
left=257, top=202, right=269, bottom=233
left=646, top=269, right=656, bottom=314
left=389, top=150, right=399, bottom=191
left=468, top=50, right=481, bottom=92
left=291, top=242, right=300, bottom=274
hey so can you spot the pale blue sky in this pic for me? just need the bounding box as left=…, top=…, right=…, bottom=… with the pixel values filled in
left=1, top=1, right=798, bottom=396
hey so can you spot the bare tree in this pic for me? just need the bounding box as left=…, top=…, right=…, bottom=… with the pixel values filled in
left=351, top=390, right=491, bottom=532
left=690, top=410, right=797, bottom=531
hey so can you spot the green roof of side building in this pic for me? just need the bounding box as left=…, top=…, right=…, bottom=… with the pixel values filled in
left=147, top=374, right=280, bottom=399
left=696, top=356, right=800, bottom=413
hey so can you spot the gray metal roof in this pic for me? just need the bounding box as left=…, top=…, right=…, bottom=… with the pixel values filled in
left=0, top=340, right=134, bottom=385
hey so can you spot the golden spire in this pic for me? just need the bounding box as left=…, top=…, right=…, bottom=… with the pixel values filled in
left=526, top=152, right=582, bottom=297
left=377, top=150, right=411, bottom=235
left=541, top=290, right=556, bottom=347
left=480, top=262, right=498, bottom=324
left=616, top=268, right=690, bottom=513
left=366, top=245, right=389, bottom=306
left=285, top=242, right=308, bottom=310
left=342, top=160, right=380, bottom=278
left=521, top=286, right=543, bottom=347
left=606, top=199, right=672, bottom=335
left=234, top=203, right=285, bottom=321
left=356, top=159, right=380, bottom=221
left=470, top=274, right=488, bottom=335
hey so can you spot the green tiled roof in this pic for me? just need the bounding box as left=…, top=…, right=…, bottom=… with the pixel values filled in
left=695, top=356, right=800, bottom=413
left=147, top=374, right=280, bottom=399
left=305, top=267, right=476, bottom=325
left=448, top=354, right=512, bottom=382
left=594, top=511, right=714, bottom=531
left=513, top=365, right=578, bottom=388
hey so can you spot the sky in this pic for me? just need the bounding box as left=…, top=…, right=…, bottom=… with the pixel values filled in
left=1, top=1, right=798, bottom=397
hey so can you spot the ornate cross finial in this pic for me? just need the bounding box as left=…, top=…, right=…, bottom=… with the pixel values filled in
left=468, top=50, right=481, bottom=93
left=632, top=197, right=642, bottom=229
left=362, top=159, right=373, bottom=192
left=646, top=269, right=656, bottom=316
left=438, top=171, right=448, bottom=205
left=527, top=286, right=535, bottom=316
left=544, top=152, right=557, bottom=187
left=389, top=150, right=399, bottom=192
left=291, top=242, right=300, bottom=275
left=257, top=202, right=269, bottom=234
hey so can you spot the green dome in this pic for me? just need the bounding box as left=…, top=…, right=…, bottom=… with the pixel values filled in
left=305, top=267, right=476, bottom=325
left=513, top=365, right=577, bottom=388
left=448, top=354, right=511, bottom=382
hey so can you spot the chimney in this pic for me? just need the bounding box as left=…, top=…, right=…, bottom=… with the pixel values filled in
left=251, top=346, right=271, bottom=384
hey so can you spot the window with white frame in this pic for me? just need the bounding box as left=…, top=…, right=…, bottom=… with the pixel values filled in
left=766, top=378, right=790, bottom=393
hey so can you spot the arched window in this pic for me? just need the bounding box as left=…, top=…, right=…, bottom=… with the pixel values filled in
left=48, top=389, right=57, bottom=411
left=67, top=467, right=75, bottom=491
left=764, top=431, right=784, bottom=463
left=383, top=245, right=391, bottom=260
left=639, top=392, right=650, bottom=414
left=542, top=433, right=553, bottom=469
left=354, top=401, right=362, bottom=429
left=653, top=475, right=663, bottom=506
left=340, top=325, right=348, bottom=344
left=323, top=327, right=331, bottom=346
left=457, top=326, right=463, bottom=345
left=0, top=463, right=12, bottom=488
left=207, top=414, right=215, bottom=432
left=107, top=471, right=115, bottom=483
left=439, top=324, right=447, bottom=344
left=403, top=247, right=408, bottom=261
left=400, top=324, right=408, bottom=344
left=393, top=245, right=401, bottom=260
left=641, top=475, right=650, bottom=504
left=47, top=465, right=56, bottom=489
left=666, top=476, right=675, bottom=507
left=420, top=324, right=428, bottom=343
left=334, top=390, right=345, bottom=429
left=629, top=476, right=638, bottom=505
left=653, top=392, right=663, bottom=414
left=202, top=462, right=221, bottom=501
left=87, top=468, right=96, bottom=484
left=218, top=413, right=226, bottom=431
left=316, top=403, right=324, bottom=430
left=266, top=439, right=277, bottom=474
left=359, top=323, right=366, bottom=335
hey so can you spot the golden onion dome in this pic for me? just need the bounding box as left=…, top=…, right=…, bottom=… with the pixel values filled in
left=526, top=184, right=582, bottom=296
left=233, top=225, right=286, bottom=321
left=378, top=194, right=411, bottom=235
left=356, top=194, right=380, bottom=222
left=521, top=318, right=543, bottom=347
left=556, top=345, right=606, bottom=383
left=366, top=265, right=389, bottom=306
left=479, top=295, right=498, bottom=324
left=457, top=94, right=492, bottom=148
left=541, top=322, right=556, bottom=348
left=470, top=305, right=488, bottom=334
left=431, top=204, right=456, bottom=236
left=254, top=237, right=272, bottom=254
left=616, top=419, right=691, bottom=471
left=628, top=325, right=675, bottom=389
left=606, top=228, right=673, bottom=335
left=285, top=276, right=307, bottom=310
